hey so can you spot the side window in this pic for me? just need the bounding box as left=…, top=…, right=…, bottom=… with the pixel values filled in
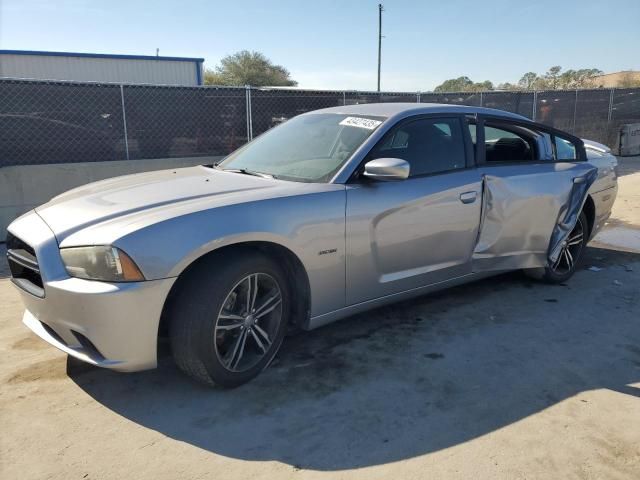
left=539, top=131, right=554, bottom=161
left=554, top=135, right=577, bottom=160
left=484, top=124, right=536, bottom=162
left=370, top=117, right=466, bottom=176
left=468, top=123, right=477, bottom=144
left=379, top=129, right=409, bottom=149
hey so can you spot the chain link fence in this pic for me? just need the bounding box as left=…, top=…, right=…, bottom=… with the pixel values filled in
left=250, top=89, right=344, bottom=138
left=122, top=84, right=247, bottom=160
left=1, top=78, right=638, bottom=168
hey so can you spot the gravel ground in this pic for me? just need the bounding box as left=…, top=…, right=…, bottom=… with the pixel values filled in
left=1, top=158, right=639, bottom=480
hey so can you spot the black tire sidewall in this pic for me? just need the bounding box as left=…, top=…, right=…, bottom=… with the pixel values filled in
left=171, top=251, right=290, bottom=387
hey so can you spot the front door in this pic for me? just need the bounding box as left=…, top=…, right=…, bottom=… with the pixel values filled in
left=345, top=116, right=483, bottom=305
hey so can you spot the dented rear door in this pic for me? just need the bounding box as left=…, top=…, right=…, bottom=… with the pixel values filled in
left=472, top=162, right=597, bottom=272
left=471, top=116, right=597, bottom=272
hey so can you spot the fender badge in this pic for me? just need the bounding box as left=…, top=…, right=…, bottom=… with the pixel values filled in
left=318, top=248, right=337, bottom=256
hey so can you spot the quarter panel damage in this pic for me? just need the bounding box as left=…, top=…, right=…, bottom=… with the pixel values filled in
left=472, top=165, right=598, bottom=272
left=547, top=168, right=598, bottom=264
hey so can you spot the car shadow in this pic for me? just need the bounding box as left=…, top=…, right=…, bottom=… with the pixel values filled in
left=68, top=246, right=640, bottom=471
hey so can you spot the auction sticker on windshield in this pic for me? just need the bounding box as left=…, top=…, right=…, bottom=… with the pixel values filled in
left=339, top=116, right=383, bottom=130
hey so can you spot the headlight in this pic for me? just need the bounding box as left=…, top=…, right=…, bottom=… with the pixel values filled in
left=60, top=246, right=145, bottom=282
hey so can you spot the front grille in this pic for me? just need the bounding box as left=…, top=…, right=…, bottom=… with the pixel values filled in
left=6, top=232, right=44, bottom=297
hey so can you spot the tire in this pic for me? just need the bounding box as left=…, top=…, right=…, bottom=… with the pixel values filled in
left=527, top=212, right=589, bottom=284
left=168, top=250, right=290, bottom=387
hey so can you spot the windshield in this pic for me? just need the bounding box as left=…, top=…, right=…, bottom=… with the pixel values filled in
left=217, top=113, right=386, bottom=182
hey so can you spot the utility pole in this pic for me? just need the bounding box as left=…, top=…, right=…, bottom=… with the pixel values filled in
left=377, top=3, right=383, bottom=92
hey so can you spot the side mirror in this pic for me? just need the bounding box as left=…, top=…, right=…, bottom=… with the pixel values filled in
left=363, top=158, right=410, bottom=181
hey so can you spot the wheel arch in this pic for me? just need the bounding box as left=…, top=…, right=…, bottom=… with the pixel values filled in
left=158, top=241, right=312, bottom=343
left=582, top=194, right=596, bottom=239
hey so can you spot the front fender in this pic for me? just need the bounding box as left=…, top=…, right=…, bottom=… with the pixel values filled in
left=115, top=192, right=347, bottom=317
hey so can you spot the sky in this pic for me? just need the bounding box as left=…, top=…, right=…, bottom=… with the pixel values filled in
left=1, top=0, right=639, bottom=91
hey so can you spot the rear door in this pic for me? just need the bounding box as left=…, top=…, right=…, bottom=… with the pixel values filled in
left=471, top=116, right=595, bottom=272
left=345, top=115, right=483, bottom=305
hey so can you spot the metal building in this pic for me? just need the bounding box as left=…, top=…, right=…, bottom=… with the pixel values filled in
left=0, top=50, right=204, bottom=86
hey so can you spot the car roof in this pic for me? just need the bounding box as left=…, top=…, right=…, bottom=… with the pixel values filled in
left=309, top=102, right=530, bottom=121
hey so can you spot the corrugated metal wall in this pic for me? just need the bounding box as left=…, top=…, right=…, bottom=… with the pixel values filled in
left=0, top=54, right=200, bottom=86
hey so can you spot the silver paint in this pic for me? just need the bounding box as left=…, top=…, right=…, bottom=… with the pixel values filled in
left=547, top=168, right=598, bottom=265
left=345, top=168, right=482, bottom=304
left=7, top=103, right=619, bottom=372
left=363, top=157, right=410, bottom=181
left=472, top=163, right=598, bottom=271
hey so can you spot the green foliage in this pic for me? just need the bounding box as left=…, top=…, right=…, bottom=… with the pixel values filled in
left=558, top=68, right=603, bottom=89
left=518, top=72, right=540, bottom=90
left=204, top=50, right=297, bottom=87
left=496, top=82, right=520, bottom=91
left=435, top=66, right=606, bottom=93
left=544, top=65, right=563, bottom=89
left=434, top=76, right=494, bottom=92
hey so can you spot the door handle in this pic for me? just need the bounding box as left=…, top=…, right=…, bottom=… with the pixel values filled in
left=459, top=191, right=477, bottom=204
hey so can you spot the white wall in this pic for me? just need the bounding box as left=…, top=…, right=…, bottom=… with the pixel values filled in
left=1, top=156, right=222, bottom=238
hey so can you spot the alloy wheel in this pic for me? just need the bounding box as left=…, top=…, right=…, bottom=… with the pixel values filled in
left=550, top=216, right=586, bottom=275
left=214, top=273, right=283, bottom=373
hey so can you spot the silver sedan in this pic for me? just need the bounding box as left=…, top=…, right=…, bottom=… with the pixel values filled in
left=7, top=103, right=618, bottom=387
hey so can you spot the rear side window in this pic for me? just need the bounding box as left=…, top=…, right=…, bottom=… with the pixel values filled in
left=483, top=124, right=536, bottom=163
left=370, top=117, right=466, bottom=176
left=474, top=119, right=581, bottom=164
left=554, top=135, right=577, bottom=160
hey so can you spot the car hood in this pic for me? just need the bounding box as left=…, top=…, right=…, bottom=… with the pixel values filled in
left=36, top=166, right=323, bottom=242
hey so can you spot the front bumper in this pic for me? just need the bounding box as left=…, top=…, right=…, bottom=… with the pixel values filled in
left=8, top=210, right=176, bottom=372
left=20, top=276, right=175, bottom=371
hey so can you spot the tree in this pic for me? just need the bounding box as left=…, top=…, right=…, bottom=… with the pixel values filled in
left=433, top=76, right=472, bottom=92
left=558, top=68, right=603, bottom=89
left=204, top=50, right=297, bottom=87
left=544, top=66, right=562, bottom=89
left=433, top=66, right=608, bottom=93
left=474, top=80, right=494, bottom=92
left=496, top=82, right=520, bottom=91
left=434, top=76, right=494, bottom=92
left=575, top=68, right=602, bottom=87
left=518, top=72, right=539, bottom=90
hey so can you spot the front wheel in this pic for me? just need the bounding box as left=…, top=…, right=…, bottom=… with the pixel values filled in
left=168, top=251, right=290, bottom=387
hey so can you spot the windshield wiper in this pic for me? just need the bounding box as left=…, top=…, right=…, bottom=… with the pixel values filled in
left=221, top=168, right=275, bottom=179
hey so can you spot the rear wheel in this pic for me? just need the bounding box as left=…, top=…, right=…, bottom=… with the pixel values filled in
left=527, top=212, right=588, bottom=284
left=168, top=251, right=289, bottom=387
